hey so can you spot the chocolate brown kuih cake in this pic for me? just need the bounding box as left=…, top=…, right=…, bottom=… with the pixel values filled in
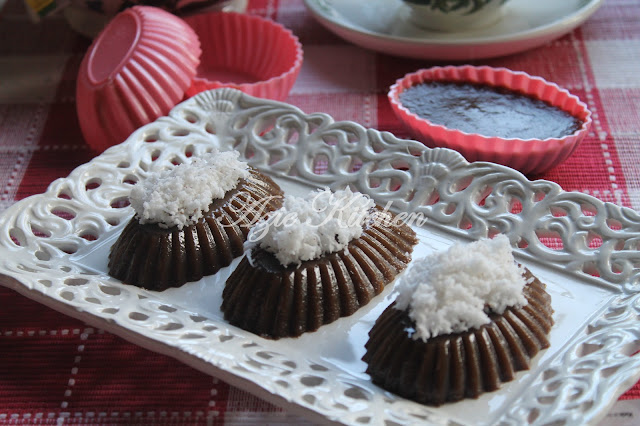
left=363, top=268, right=554, bottom=406
left=221, top=206, right=418, bottom=339
left=108, top=167, right=283, bottom=291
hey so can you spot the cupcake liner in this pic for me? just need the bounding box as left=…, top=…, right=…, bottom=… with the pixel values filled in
left=388, top=66, right=592, bottom=175
left=184, top=12, right=303, bottom=101
left=76, top=6, right=201, bottom=152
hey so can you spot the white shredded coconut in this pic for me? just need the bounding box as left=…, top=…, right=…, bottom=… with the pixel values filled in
left=394, top=235, right=529, bottom=341
left=129, top=150, right=249, bottom=229
left=245, top=188, right=375, bottom=267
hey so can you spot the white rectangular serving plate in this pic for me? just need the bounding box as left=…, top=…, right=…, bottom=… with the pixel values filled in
left=1, top=89, right=640, bottom=425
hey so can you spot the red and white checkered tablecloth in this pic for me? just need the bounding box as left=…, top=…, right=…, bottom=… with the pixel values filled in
left=1, top=0, right=640, bottom=424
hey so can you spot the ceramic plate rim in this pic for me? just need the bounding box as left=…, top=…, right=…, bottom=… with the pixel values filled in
left=303, top=0, right=604, bottom=58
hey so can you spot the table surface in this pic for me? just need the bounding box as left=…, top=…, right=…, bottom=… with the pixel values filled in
left=1, top=0, right=639, bottom=424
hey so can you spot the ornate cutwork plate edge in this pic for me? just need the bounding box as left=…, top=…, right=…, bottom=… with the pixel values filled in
left=0, top=88, right=639, bottom=425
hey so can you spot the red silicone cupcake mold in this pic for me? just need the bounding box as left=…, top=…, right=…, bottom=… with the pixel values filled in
left=388, top=66, right=592, bottom=175
left=184, top=12, right=303, bottom=101
left=76, top=6, right=201, bottom=152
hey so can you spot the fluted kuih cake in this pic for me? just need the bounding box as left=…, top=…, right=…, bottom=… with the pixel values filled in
left=363, top=268, right=553, bottom=406
left=108, top=167, right=283, bottom=291
left=222, top=206, right=418, bottom=339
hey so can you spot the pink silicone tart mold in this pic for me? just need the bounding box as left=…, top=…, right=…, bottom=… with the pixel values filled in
left=184, top=12, right=303, bottom=101
left=76, top=6, right=201, bottom=152
left=388, top=66, right=592, bottom=175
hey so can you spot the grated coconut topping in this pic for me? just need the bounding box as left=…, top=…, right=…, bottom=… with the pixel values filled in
left=245, top=188, right=375, bottom=267
left=129, top=150, right=249, bottom=229
left=394, top=235, right=529, bottom=341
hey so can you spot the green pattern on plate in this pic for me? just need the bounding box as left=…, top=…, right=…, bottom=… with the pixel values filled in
left=404, top=0, right=507, bottom=14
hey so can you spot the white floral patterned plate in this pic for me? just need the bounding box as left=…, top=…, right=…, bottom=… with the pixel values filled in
left=1, top=89, right=639, bottom=425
